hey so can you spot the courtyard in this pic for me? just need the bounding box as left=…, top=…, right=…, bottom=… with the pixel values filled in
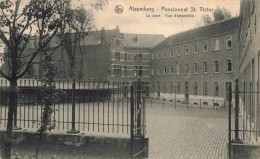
left=147, top=100, right=228, bottom=159
left=0, top=99, right=229, bottom=159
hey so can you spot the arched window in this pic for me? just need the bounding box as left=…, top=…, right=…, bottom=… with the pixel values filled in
left=203, top=61, right=208, bottom=73
left=193, top=43, right=198, bottom=54
left=214, top=60, right=219, bottom=73
left=226, top=59, right=232, bottom=72
left=213, top=38, right=219, bottom=51
left=193, top=81, right=198, bottom=95
left=163, top=81, right=167, bottom=93
left=214, top=82, right=219, bottom=96
left=203, top=82, right=208, bottom=96
left=170, top=48, right=174, bottom=57
left=184, top=45, right=189, bottom=55
left=203, top=40, right=208, bottom=52
left=193, top=63, right=198, bottom=74
left=170, top=65, right=174, bottom=75
left=177, top=81, right=181, bottom=94
left=163, top=66, right=167, bottom=75
left=185, top=63, right=189, bottom=74
left=157, top=67, right=160, bottom=75
left=225, top=36, right=232, bottom=49
left=170, top=81, right=174, bottom=93
left=176, top=62, right=181, bottom=75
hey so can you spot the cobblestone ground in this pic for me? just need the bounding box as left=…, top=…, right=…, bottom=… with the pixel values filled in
left=146, top=100, right=229, bottom=159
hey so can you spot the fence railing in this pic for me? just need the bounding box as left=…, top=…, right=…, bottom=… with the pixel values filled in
left=0, top=79, right=149, bottom=137
left=228, top=79, right=260, bottom=159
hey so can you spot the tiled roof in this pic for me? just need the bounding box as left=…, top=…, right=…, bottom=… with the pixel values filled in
left=153, top=17, right=240, bottom=50
left=123, top=34, right=165, bottom=49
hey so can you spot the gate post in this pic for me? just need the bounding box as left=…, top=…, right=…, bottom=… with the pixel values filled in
left=67, top=78, right=79, bottom=134
left=228, top=83, right=232, bottom=159
left=234, top=78, right=241, bottom=142
left=130, top=84, right=134, bottom=158
left=137, top=79, right=141, bottom=135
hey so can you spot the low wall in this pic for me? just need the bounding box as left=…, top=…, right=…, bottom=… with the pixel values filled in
left=230, top=142, right=260, bottom=159
left=151, top=93, right=228, bottom=107
left=0, top=130, right=149, bottom=158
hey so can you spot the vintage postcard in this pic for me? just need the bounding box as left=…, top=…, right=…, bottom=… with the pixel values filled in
left=0, top=0, right=259, bottom=159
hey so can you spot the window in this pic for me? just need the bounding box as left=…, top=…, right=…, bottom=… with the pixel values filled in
left=134, top=66, right=137, bottom=76
left=114, top=65, right=121, bottom=76
left=177, top=47, right=180, bottom=56
left=170, top=49, right=174, bottom=57
left=163, top=66, right=166, bottom=75
left=213, top=39, right=219, bottom=51
left=156, top=51, right=160, bottom=59
left=193, top=63, right=198, bottom=74
left=203, top=61, right=208, bottom=73
left=115, top=52, right=120, bottom=60
left=214, top=82, right=219, bottom=96
left=193, top=43, right=198, bottom=54
left=170, top=81, right=174, bottom=93
left=184, top=45, right=189, bottom=55
left=225, top=36, right=232, bottom=49
left=138, top=66, right=142, bottom=76
left=203, top=82, right=208, bottom=96
left=177, top=81, right=181, bottom=94
left=193, top=81, right=198, bottom=95
left=226, top=59, right=232, bottom=72
left=203, top=41, right=208, bottom=52
left=138, top=54, right=142, bottom=61
left=214, top=60, right=219, bottom=73
left=163, top=81, right=166, bottom=93
left=170, top=65, right=174, bottom=75
left=134, top=54, right=137, bottom=61
left=157, top=67, right=160, bottom=75
left=176, top=62, right=181, bottom=75
left=163, top=50, right=166, bottom=58
left=185, top=63, right=189, bottom=74
left=151, top=53, right=154, bottom=60
left=151, top=67, right=154, bottom=76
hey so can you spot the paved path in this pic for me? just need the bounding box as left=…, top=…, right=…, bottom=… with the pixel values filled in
left=146, top=100, right=228, bottom=159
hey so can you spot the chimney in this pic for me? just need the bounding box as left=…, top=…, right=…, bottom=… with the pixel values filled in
left=116, top=25, right=120, bottom=33
left=101, top=27, right=105, bottom=44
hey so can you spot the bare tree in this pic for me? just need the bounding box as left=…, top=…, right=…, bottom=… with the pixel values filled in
left=0, top=0, right=65, bottom=158
left=58, top=0, right=94, bottom=79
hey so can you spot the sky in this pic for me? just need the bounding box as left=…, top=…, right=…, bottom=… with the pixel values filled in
left=80, top=0, right=241, bottom=37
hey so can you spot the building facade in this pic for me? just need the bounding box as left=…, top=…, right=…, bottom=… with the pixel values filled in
left=238, top=0, right=260, bottom=144
left=123, top=34, right=165, bottom=82
left=150, top=17, right=240, bottom=105
left=23, top=27, right=164, bottom=82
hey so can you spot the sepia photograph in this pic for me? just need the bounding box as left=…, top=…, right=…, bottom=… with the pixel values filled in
left=0, top=0, right=259, bottom=158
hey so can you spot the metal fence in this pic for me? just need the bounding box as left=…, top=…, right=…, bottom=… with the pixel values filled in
left=0, top=79, right=149, bottom=137
left=228, top=79, right=260, bottom=158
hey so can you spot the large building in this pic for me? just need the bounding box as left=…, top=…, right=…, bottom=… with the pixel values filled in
left=150, top=17, right=240, bottom=105
left=238, top=0, right=260, bottom=145
left=123, top=34, right=165, bottom=82
left=23, top=27, right=165, bottom=81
